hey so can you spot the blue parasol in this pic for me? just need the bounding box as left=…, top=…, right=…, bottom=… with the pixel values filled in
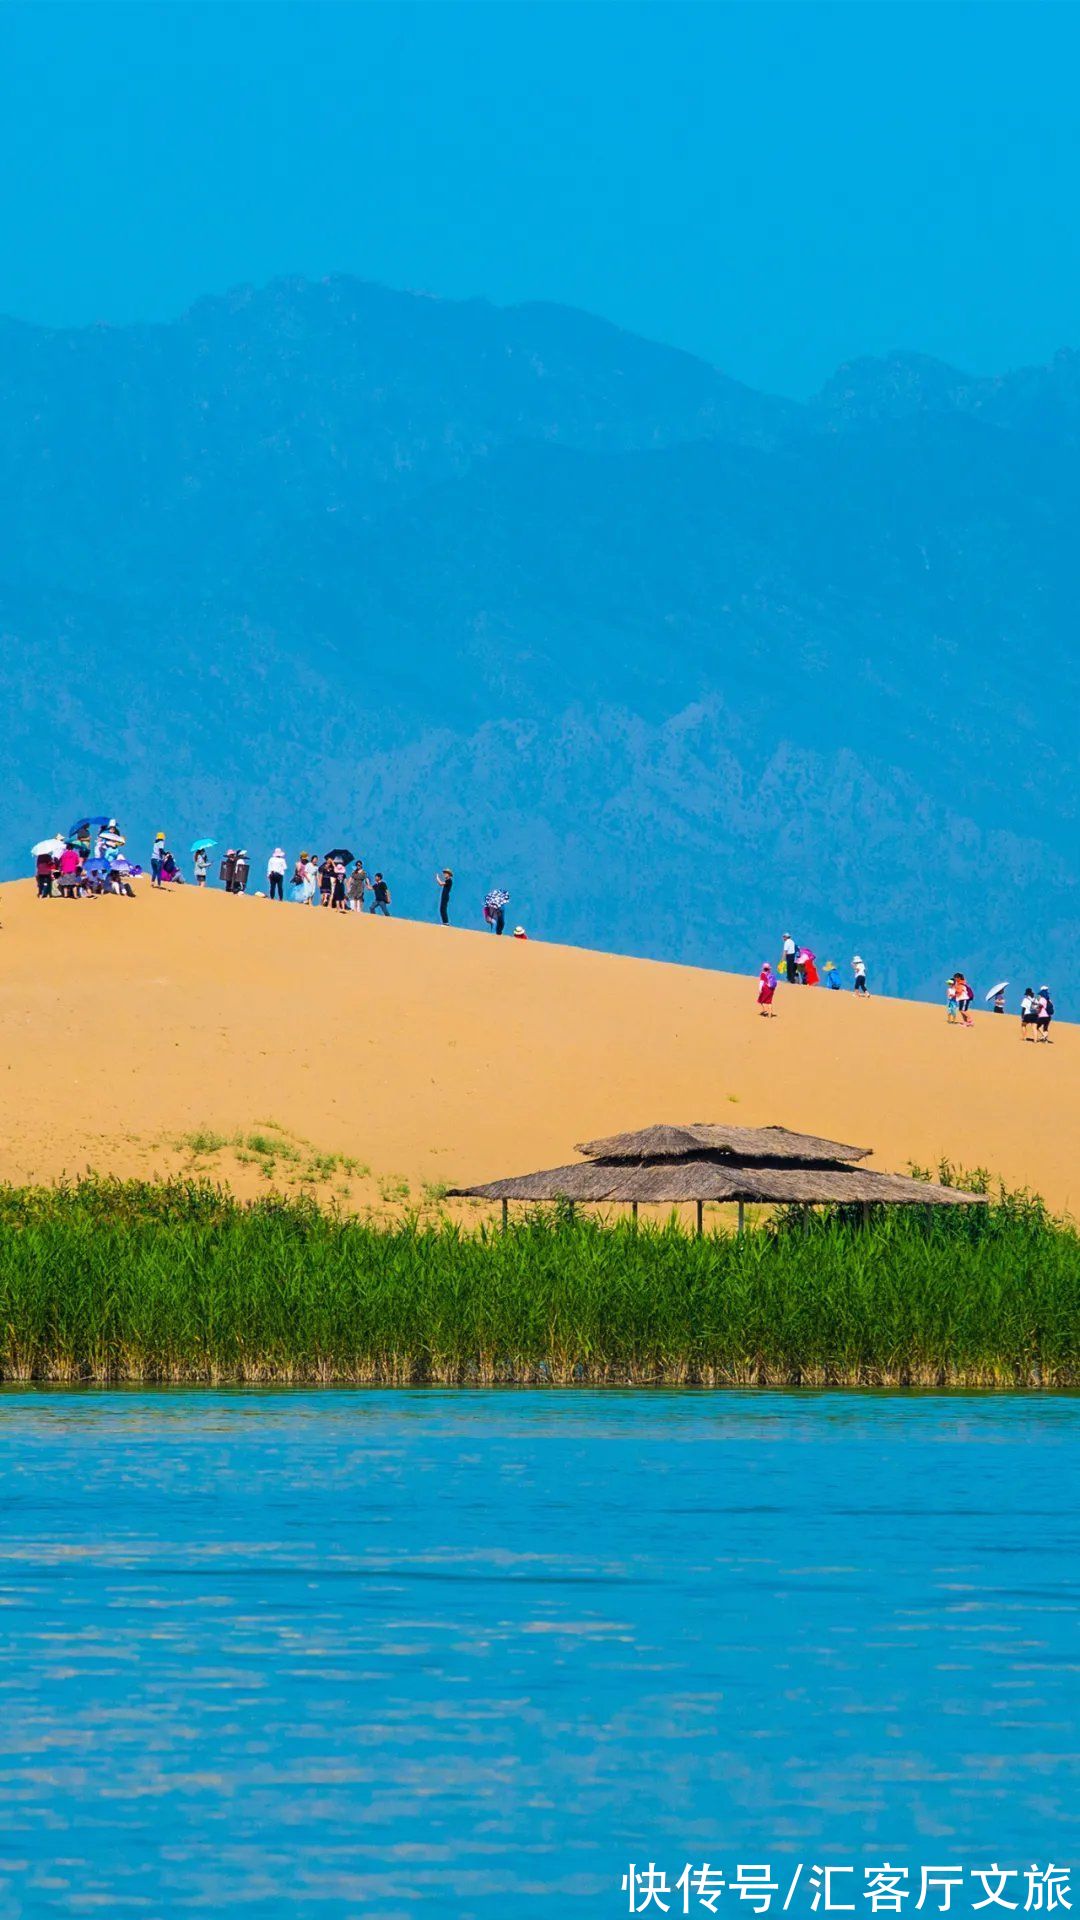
left=190, top=837, right=217, bottom=853
left=68, top=815, right=113, bottom=841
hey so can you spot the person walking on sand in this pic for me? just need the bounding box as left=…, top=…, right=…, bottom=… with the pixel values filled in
left=318, top=857, right=334, bottom=908
left=955, top=973, right=974, bottom=1026
left=220, top=849, right=237, bottom=892
left=193, top=847, right=209, bottom=886
left=347, top=860, right=368, bottom=911
left=435, top=867, right=453, bottom=925
left=757, top=963, right=777, bottom=1016
left=1036, top=986, right=1055, bottom=1043
left=267, top=847, right=287, bottom=902
left=151, top=832, right=166, bottom=888
left=852, top=955, right=868, bottom=996
left=34, top=848, right=56, bottom=899
left=1019, top=986, right=1037, bottom=1040
left=331, top=859, right=348, bottom=911
left=233, top=850, right=250, bottom=894
left=946, top=976, right=959, bottom=1023
left=782, top=932, right=797, bottom=984
left=369, top=872, right=391, bottom=916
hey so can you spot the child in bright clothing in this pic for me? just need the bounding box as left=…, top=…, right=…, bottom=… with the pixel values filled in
left=954, top=974, right=975, bottom=1026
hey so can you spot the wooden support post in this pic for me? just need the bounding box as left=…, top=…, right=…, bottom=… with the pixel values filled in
left=695, top=1200, right=704, bottom=1238
left=501, top=1198, right=508, bottom=1232
left=737, top=1200, right=745, bottom=1236
left=631, top=1201, right=638, bottom=1228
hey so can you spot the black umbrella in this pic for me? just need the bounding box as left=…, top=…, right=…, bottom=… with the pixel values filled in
left=324, top=847, right=355, bottom=864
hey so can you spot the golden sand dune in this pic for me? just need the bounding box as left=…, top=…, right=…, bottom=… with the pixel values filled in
left=0, top=879, right=1074, bottom=1216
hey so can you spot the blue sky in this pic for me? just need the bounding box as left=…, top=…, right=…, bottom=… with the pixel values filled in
left=1, top=0, right=1077, bottom=396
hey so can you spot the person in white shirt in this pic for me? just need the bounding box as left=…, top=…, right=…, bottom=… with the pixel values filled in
left=1019, top=987, right=1037, bottom=1040
left=267, top=847, right=287, bottom=902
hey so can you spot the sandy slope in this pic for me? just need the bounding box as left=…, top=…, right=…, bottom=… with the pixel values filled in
left=0, top=879, right=1074, bottom=1216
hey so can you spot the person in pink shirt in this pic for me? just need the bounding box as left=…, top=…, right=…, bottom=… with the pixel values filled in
left=57, top=846, right=82, bottom=899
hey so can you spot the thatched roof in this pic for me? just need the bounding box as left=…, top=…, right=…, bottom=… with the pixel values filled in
left=574, top=1123, right=872, bottom=1165
left=451, top=1118, right=986, bottom=1210
left=450, top=1156, right=984, bottom=1207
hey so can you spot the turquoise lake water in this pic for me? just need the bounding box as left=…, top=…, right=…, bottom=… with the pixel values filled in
left=0, top=1391, right=1076, bottom=1917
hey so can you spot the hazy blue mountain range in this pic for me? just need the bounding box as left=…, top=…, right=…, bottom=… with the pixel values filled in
left=3, top=275, right=1077, bottom=1000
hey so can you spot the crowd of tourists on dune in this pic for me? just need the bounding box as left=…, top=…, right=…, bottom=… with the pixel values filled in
left=29, top=817, right=1056, bottom=1033
left=31, top=819, right=530, bottom=939
left=755, top=934, right=1055, bottom=1039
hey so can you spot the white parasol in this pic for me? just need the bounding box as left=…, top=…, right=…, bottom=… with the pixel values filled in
left=985, top=981, right=1008, bottom=1001
left=31, top=836, right=66, bottom=858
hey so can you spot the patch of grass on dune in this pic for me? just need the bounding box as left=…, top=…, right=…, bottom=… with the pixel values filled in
left=242, top=1131, right=301, bottom=1163
left=301, top=1151, right=367, bottom=1182
left=179, top=1128, right=230, bottom=1156
left=0, top=1176, right=1075, bottom=1387
left=176, top=1125, right=361, bottom=1185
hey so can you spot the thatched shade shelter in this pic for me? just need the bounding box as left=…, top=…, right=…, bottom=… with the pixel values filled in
left=574, top=1123, right=872, bottom=1165
left=449, top=1121, right=985, bottom=1231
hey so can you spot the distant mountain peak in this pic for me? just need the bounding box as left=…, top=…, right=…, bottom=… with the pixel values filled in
left=814, top=343, right=1080, bottom=439
left=814, top=351, right=974, bottom=423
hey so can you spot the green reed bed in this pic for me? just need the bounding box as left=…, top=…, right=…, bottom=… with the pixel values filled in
left=0, top=1178, right=1075, bottom=1387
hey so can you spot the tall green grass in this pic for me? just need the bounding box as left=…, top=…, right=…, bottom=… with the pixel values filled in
left=0, top=1178, right=1075, bottom=1386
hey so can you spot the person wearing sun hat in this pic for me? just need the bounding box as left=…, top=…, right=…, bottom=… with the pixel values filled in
left=151, top=831, right=166, bottom=888
left=266, top=846, right=287, bottom=902
left=513, top=925, right=528, bottom=940
left=851, top=955, right=869, bottom=996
